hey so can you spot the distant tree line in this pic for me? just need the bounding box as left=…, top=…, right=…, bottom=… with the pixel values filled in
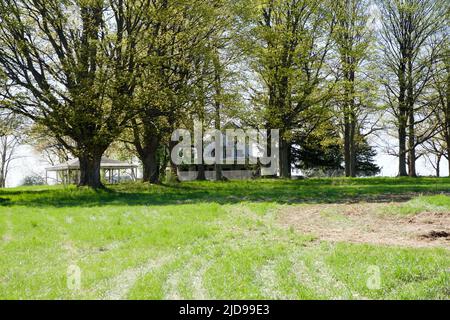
left=0, top=0, right=448, bottom=187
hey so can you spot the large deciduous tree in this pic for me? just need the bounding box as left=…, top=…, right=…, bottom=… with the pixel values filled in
left=0, top=111, right=24, bottom=187
left=242, top=0, right=335, bottom=178
left=0, top=0, right=149, bottom=187
left=26, top=123, right=73, bottom=166
left=332, top=0, right=375, bottom=177
left=428, top=38, right=450, bottom=176
left=378, top=0, right=447, bottom=177
left=128, top=0, right=235, bottom=183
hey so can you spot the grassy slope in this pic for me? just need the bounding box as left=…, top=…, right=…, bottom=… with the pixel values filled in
left=2, top=177, right=450, bottom=207
left=0, top=178, right=449, bottom=299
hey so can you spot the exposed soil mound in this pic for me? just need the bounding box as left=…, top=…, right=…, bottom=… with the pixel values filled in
left=280, top=203, right=450, bottom=248
left=420, top=231, right=450, bottom=240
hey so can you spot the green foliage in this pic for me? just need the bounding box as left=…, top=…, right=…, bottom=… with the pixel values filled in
left=21, top=174, right=45, bottom=186
left=292, top=119, right=380, bottom=177
left=292, top=122, right=344, bottom=176
left=0, top=0, right=449, bottom=188
left=238, top=0, right=335, bottom=130
left=0, top=0, right=156, bottom=186
left=355, top=139, right=381, bottom=177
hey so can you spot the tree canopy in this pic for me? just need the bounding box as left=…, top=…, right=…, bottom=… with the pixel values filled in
left=0, top=0, right=449, bottom=187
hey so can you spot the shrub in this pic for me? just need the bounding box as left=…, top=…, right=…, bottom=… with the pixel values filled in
left=22, top=174, right=45, bottom=186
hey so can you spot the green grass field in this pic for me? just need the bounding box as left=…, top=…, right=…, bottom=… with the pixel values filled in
left=0, top=178, right=449, bottom=300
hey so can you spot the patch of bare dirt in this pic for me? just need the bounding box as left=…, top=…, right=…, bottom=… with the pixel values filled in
left=419, top=231, right=450, bottom=240
left=279, top=203, right=450, bottom=248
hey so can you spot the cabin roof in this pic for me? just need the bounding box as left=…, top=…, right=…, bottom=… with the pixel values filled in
left=45, top=157, right=138, bottom=171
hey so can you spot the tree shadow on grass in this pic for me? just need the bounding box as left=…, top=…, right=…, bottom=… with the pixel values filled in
left=1, top=178, right=449, bottom=208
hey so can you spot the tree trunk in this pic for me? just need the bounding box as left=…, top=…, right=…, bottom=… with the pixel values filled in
left=407, top=58, right=417, bottom=178
left=0, top=141, right=6, bottom=188
left=447, top=142, right=450, bottom=178
left=214, top=164, right=222, bottom=181
left=407, top=112, right=417, bottom=177
left=350, top=119, right=357, bottom=177
left=197, top=164, right=206, bottom=181
left=407, top=114, right=417, bottom=177
left=168, top=139, right=180, bottom=182
left=0, top=171, right=5, bottom=188
left=344, top=116, right=351, bottom=177
left=279, top=137, right=291, bottom=178
left=349, top=68, right=357, bottom=178
left=213, top=48, right=223, bottom=182
left=213, top=104, right=222, bottom=181
left=397, top=57, right=408, bottom=177
left=344, top=66, right=356, bottom=177
left=131, top=117, right=162, bottom=184
left=213, top=117, right=222, bottom=183
left=78, top=152, right=103, bottom=188
left=444, top=94, right=450, bottom=177
left=196, top=117, right=206, bottom=181
left=398, top=123, right=408, bottom=177
left=213, top=130, right=222, bottom=181
left=213, top=127, right=222, bottom=181
left=141, top=136, right=160, bottom=184
left=436, top=155, right=441, bottom=178
left=142, top=151, right=160, bottom=184
left=446, top=64, right=450, bottom=178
